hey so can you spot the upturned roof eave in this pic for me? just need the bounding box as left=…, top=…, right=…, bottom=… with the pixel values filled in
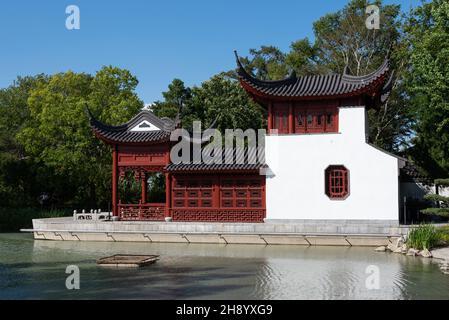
left=234, top=50, right=391, bottom=102
left=239, top=76, right=388, bottom=103
left=92, top=129, right=172, bottom=146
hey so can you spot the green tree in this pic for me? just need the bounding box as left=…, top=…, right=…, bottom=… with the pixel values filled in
left=404, top=0, right=449, bottom=177
left=0, top=75, right=49, bottom=207
left=285, top=38, right=325, bottom=76
left=237, top=46, right=290, bottom=81
left=153, top=74, right=264, bottom=133
left=182, top=74, right=265, bottom=132
left=313, top=0, right=400, bottom=75
left=17, top=67, right=143, bottom=208
left=152, top=78, right=191, bottom=119
left=422, top=179, right=449, bottom=217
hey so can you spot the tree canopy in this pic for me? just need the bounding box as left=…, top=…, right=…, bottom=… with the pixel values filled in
left=404, top=0, right=449, bottom=177
left=0, top=67, right=143, bottom=209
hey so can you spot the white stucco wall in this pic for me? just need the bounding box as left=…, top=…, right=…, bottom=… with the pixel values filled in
left=265, top=106, right=402, bottom=221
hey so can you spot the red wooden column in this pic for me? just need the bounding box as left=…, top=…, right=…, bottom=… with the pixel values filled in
left=165, top=173, right=171, bottom=218
left=213, top=176, right=220, bottom=208
left=112, top=145, right=118, bottom=216
left=288, top=102, right=294, bottom=134
left=268, top=102, right=273, bottom=134
left=141, top=173, right=147, bottom=204
left=261, top=177, right=267, bottom=219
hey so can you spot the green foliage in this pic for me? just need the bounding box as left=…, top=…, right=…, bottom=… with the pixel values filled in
left=152, top=78, right=191, bottom=119
left=147, top=173, right=166, bottom=203
left=435, top=179, right=449, bottom=187
left=404, top=0, right=449, bottom=177
left=424, top=194, right=449, bottom=203
left=118, top=171, right=142, bottom=204
left=407, top=224, right=441, bottom=250
left=421, top=208, right=449, bottom=217
left=313, top=0, right=400, bottom=75
left=154, top=75, right=265, bottom=133
left=438, top=226, right=449, bottom=244
left=0, top=207, right=70, bottom=232
left=118, top=172, right=166, bottom=204
left=0, top=75, right=50, bottom=207
left=0, top=66, right=143, bottom=211
left=184, top=74, right=265, bottom=132
left=237, top=46, right=291, bottom=80
left=422, top=178, right=449, bottom=217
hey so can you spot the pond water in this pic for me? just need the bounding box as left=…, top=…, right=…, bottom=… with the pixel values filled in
left=1, top=233, right=448, bottom=300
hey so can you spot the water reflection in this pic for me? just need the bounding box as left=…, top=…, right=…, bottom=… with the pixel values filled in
left=253, top=249, right=407, bottom=299
left=0, top=233, right=448, bottom=300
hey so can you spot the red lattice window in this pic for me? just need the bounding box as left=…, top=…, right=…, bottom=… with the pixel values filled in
left=220, top=177, right=264, bottom=208
left=172, top=175, right=265, bottom=210
left=325, top=165, right=349, bottom=199
left=172, top=177, right=213, bottom=208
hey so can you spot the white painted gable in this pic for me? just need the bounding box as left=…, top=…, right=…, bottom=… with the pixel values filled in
left=130, top=120, right=161, bottom=132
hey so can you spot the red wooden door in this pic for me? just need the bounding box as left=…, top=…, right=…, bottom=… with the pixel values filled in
left=273, top=105, right=289, bottom=134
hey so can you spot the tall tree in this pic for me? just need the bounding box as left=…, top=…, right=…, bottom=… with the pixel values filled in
left=152, top=78, right=191, bottom=119
left=184, top=74, right=265, bottom=132
left=0, top=75, right=49, bottom=206
left=314, top=0, right=400, bottom=75
left=16, top=67, right=143, bottom=208
left=404, top=0, right=449, bottom=177
left=238, top=46, right=289, bottom=81
left=152, top=75, right=264, bottom=133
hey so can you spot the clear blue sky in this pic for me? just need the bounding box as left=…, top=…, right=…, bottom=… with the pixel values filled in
left=0, top=0, right=417, bottom=104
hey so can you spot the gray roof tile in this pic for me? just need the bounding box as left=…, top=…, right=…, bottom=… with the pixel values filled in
left=235, top=51, right=391, bottom=99
left=88, top=109, right=174, bottom=144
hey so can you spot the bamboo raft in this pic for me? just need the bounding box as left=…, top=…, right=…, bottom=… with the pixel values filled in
left=96, top=254, right=159, bottom=267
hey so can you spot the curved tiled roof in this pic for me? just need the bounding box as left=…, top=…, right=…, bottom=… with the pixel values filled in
left=88, top=109, right=174, bottom=144
left=166, top=162, right=265, bottom=172
left=166, top=145, right=266, bottom=172
left=235, top=51, right=391, bottom=100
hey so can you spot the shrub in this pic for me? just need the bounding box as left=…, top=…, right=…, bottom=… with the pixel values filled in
left=0, top=207, right=70, bottom=232
left=406, top=224, right=441, bottom=250
left=421, top=178, right=449, bottom=217
left=438, top=226, right=449, bottom=245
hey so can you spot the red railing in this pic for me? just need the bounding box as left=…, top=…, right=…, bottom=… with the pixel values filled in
left=118, top=203, right=165, bottom=221
left=170, top=208, right=265, bottom=223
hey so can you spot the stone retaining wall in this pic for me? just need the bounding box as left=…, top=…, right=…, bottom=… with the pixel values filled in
left=23, top=217, right=411, bottom=247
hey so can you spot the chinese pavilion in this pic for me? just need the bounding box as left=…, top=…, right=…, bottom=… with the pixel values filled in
left=89, top=109, right=266, bottom=222
left=89, top=51, right=405, bottom=223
